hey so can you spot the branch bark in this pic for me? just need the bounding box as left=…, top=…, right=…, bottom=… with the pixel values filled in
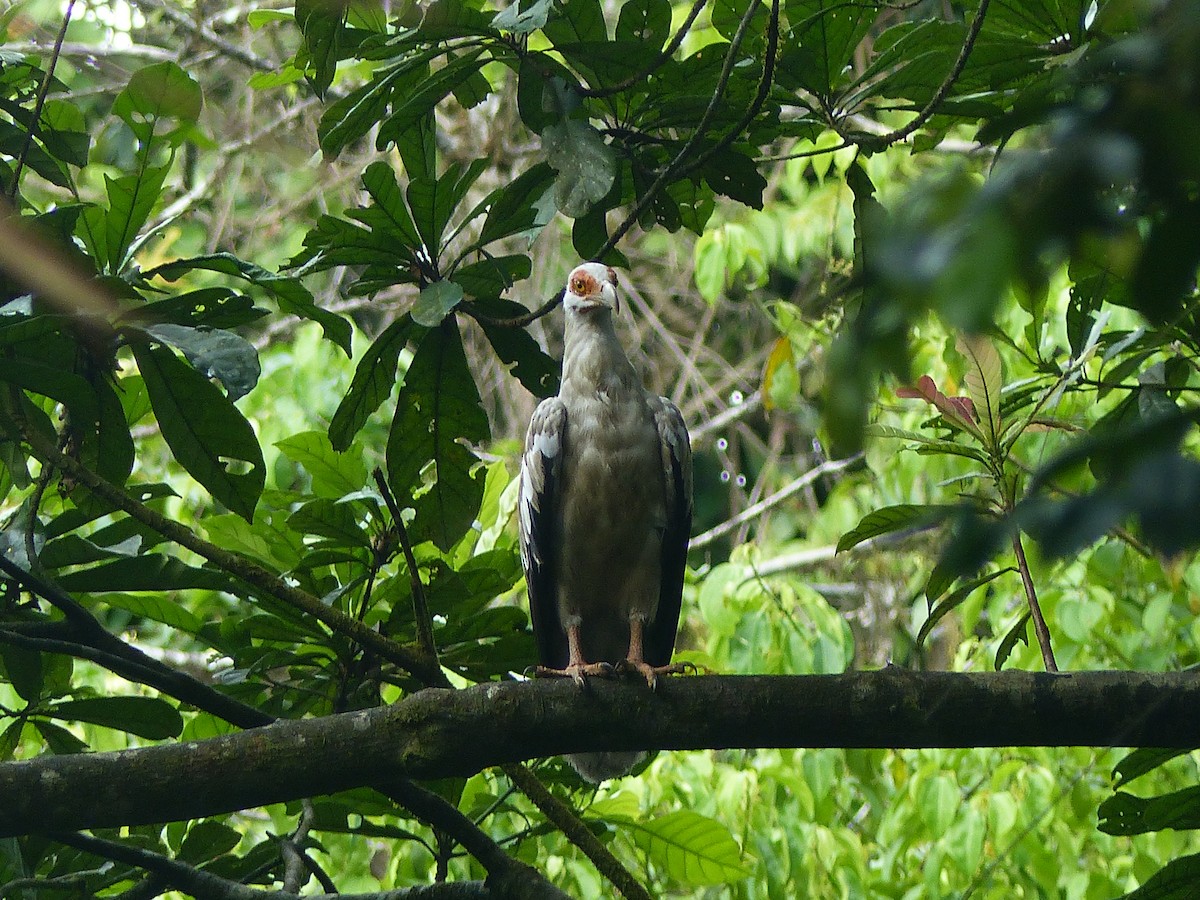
left=3, top=669, right=1197, bottom=837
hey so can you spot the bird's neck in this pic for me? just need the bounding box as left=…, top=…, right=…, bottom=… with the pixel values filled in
left=561, top=309, right=641, bottom=397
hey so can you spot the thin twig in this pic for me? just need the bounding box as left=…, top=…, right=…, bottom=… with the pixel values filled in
left=131, top=0, right=276, bottom=71
left=15, top=420, right=447, bottom=687
left=691, top=454, right=864, bottom=549
left=843, top=0, right=993, bottom=152
left=7, top=0, right=77, bottom=200
left=373, top=467, right=439, bottom=664
left=501, top=764, right=652, bottom=900
left=1011, top=532, right=1058, bottom=672
left=574, top=0, right=709, bottom=99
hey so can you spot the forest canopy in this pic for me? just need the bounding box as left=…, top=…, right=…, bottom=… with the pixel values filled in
left=2, top=0, right=1200, bottom=897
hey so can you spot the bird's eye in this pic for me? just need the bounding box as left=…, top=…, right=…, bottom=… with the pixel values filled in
left=571, top=276, right=588, bottom=293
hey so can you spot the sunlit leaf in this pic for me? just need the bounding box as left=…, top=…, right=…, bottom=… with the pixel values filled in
left=628, top=811, right=752, bottom=886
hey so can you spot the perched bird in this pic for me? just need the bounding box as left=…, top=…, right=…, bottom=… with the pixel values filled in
left=518, top=262, right=693, bottom=782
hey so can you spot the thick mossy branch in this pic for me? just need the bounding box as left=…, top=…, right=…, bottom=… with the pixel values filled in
left=2, top=670, right=1197, bottom=837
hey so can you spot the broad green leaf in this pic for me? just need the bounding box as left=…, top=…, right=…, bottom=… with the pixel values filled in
left=386, top=321, right=489, bottom=551
left=412, top=280, right=464, bottom=327
left=287, top=498, right=373, bottom=547
left=916, top=567, right=1012, bottom=649
left=179, top=820, right=242, bottom=864
left=296, top=0, right=347, bottom=98
left=477, top=163, right=556, bottom=247
left=542, top=0, right=606, bottom=44
left=1099, top=786, right=1200, bottom=836
left=276, top=430, right=368, bottom=497
left=493, top=0, right=553, bottom=34
left=405, top=159, right=489, bottom=258
left=112, top=61, right=202, bottom=126
left=957, top=334, right=1003, bottom=445
left=918, top=774, right=959, bottom=834
left=146, top=253, right=352, bottom=356
left=33, top=719, right=89, bottom=754
left=49, top=696, right=183, bottom=740
left=1116, top=852, right=1200, bottom=900
left=453, top=256, right=532, bottom=300
left=144, top=324, right=261, bottom=401
left=779, top=1, right=878, bottom=96
left=474, top=297, right=560, bottom=398
left=628, top=811, right=752, bottom=886
left=994, top=609, right=1031, bottom=671
left=543, top=119, right=617, bottom=217
left=92, top=592, right=204, bottom=634
left=123, top=288, right=266, bottom=331
left=0, top=720, right=22, bottom=762
left=376, top=51, right=488, bottom=157
left=57, top=555, right=233, bottom=593
left=77, top=164, right=169, bottom=274
left=0, top=644, right=43, bottom=703
left=0, top=358, right=97, bottom=424
left=837, top=504, right=952, bottom=553
left=131, top=341, right=265, bottom=521
left=615, top=0, right=670, bottom=46
left=1114, top=749, right=1190, bottom=789
left=329, top=317, right=420, bottom=451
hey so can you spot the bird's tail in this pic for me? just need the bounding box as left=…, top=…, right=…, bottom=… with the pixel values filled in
left=565, top=751, right=646, bottom=783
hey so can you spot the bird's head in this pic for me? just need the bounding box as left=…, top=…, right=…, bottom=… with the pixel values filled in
left=563, top=263, right=619, bottom=316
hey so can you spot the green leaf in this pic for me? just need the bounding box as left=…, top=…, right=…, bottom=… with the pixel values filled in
left=122, top=288, right=266, bottom=331
left=146, top=253, right=352, bottom=356
left=376, top=51, right=488, bottom=156
left=329, top=317, right=420, bottom=451
left=628, top=811, right=752, bottom=886
left=0, top=358, right=98, bottom=424
left=112, top=61, right=203, bottom=126
left=615, top=0, right=670, bottom=46
left=780, top=1, right=876, bottom=96
left=492, top=0, right=553, bottom=34
left=474, top=297, right=560, bottom=398
left=1099, top=786, right=1200, bottom=836
left=78, top=164, right=169, bottom=274
left=144, top=324, right=261, bottom=401
left=287, top=498, right=373, bottom=547
left=296, top=0, right=347, bottom=98
left=33, top=719, right=89, bottom=754
left=1114, top=749, right=1190, bottom=789
left=412, top=280, right=464, bottom=327
left=406, top=159, right=489, bottom=258
left=1116, top=852, right=1200, bottom=900
left=994, top=609, right=1032, bottom=671
left=276, top=430, right=368, bottom=497
left=179, top=820, right=242, bottom=864
left=543, top=119, right=617, bottom=218
left=92, top=592, right=204, bottom=634
left=837, top=504, right=952, bottom=553
left=48, top=696, right=183, bottom=740
left=917, top=567, right=1012, bottom=649
left=0, top=644, right=43, bottom=703
left=56, top=555, right=233, bottom=593
left=477, top=163, right=556, bottom=247
left=957, top=334, right=1003, bottom=445
left=542, top=0, right=606, bottom=44
left=131, top=340, right=265, bottom=521
left=386, top=321, right=489, bottom=551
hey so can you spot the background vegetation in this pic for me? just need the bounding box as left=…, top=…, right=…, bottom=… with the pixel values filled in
left=2, top=0, right=1200, bottom=896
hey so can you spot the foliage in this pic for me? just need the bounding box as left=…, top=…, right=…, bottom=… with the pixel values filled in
left=1, top=0, right=1200, bottom=896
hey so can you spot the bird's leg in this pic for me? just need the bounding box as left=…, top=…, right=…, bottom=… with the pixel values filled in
left=535, top=623, right=615, bottom=688
left=618, top=617, right=694, bottom=689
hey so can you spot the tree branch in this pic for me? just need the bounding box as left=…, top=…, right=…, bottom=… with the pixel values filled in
left=3, top=670, right=1197, bottom=837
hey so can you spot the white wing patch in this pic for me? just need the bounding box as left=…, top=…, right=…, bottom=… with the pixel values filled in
left=519, top=397, right=566, bottom=570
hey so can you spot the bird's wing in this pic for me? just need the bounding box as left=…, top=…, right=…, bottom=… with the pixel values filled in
left=646, top=396, right=693, bottom=666
left=519, top=397, right=569, bottom=670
